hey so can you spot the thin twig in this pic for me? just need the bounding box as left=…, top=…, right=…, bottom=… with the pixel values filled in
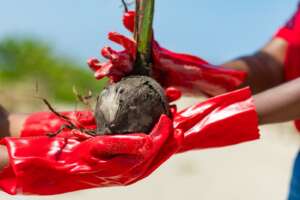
left=47, top=124, right=73, bottom=137
left=72, top=86, right=93, bottom=110
left=35, top=96, right=98, bottom=137
left=35, top=80, right=39, bottom=96
left=36, top=96, right=76, bottom=126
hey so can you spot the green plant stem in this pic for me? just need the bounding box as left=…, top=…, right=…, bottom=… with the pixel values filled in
left=133, top=0, right=155, bottom=76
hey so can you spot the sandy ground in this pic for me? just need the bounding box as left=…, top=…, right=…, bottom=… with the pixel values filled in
left=1, top=97, right=300, bottom=200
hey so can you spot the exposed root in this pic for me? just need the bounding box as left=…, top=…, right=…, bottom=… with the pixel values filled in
left=121, top=0, right=128, bottom=12
left=46, top=124, right=73, bottom=137
left=72, top=86, right=93, bottom=111
left=121, top=0, right=134, bottom=12
left=36, top=96, right=97, bottom=137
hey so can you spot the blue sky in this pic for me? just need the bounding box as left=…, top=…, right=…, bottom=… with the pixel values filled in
left=0, top=0, right=298, bottom=65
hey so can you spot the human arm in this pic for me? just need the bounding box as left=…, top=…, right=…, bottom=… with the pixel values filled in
left=222, top=38, right=299, bottom=124
left=223, top=36, right=300, bottom=125
left=223, top=3, right=300, bottom=125
left=253, top=77, right=300, bottom=125
left=222, top=38, right=287, bottom=94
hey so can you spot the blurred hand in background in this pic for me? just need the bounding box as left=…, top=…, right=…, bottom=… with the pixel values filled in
left=0, top=105, right=9, bottom=137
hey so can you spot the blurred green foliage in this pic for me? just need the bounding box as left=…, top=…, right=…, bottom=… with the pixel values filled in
left=0, top=37, right=107, bottom=102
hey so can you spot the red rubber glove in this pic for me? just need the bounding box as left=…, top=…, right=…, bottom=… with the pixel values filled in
left=275, top=3, right=300, bottom=130
left=88, top=11, right=247, bottom=96
left=20, top=111, right=96, bottom=138
left=0, top=87, right=259, bottom=195
left=173, top=87, right=259, bottom=152
left=0, top=115, right=179, bottom=195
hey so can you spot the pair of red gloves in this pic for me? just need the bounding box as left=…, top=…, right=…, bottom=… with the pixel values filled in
left=0, top=11, right=260, bottom=195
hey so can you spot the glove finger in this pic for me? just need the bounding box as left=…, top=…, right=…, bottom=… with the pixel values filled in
left=93, top=57, right=133, bottom=82
left=148, top=115, right=173, bottom=142
left=165, top=87, right=182, bottom=103
left=123, top=11, right=135, bottom=33
left=94, top=62, right=124, bottom=80
left=108, top=32, right=136, bottom=55
left=101, top=46, right=118, bottom=60
left=87, top=58, right=101, bottom=72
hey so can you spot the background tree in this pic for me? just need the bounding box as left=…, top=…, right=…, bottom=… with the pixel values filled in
left=0, top=37, right=106, bottom=111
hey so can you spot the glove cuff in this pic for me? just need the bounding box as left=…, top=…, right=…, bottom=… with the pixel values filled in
left=175, top=87, right=260, bottom=152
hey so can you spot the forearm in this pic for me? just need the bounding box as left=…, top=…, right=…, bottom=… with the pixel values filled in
left=222, top=38, right=287, bottom=94
left=254, top=77, right=300, bottom=124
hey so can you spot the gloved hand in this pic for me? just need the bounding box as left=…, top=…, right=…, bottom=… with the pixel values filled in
left=0, top=115, right=180, bottom=195
left=173, top=87, right=259, bottom=152
left=0, top=87, right=259, bottom=195
left=88, top=11, right=247, bottom=96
